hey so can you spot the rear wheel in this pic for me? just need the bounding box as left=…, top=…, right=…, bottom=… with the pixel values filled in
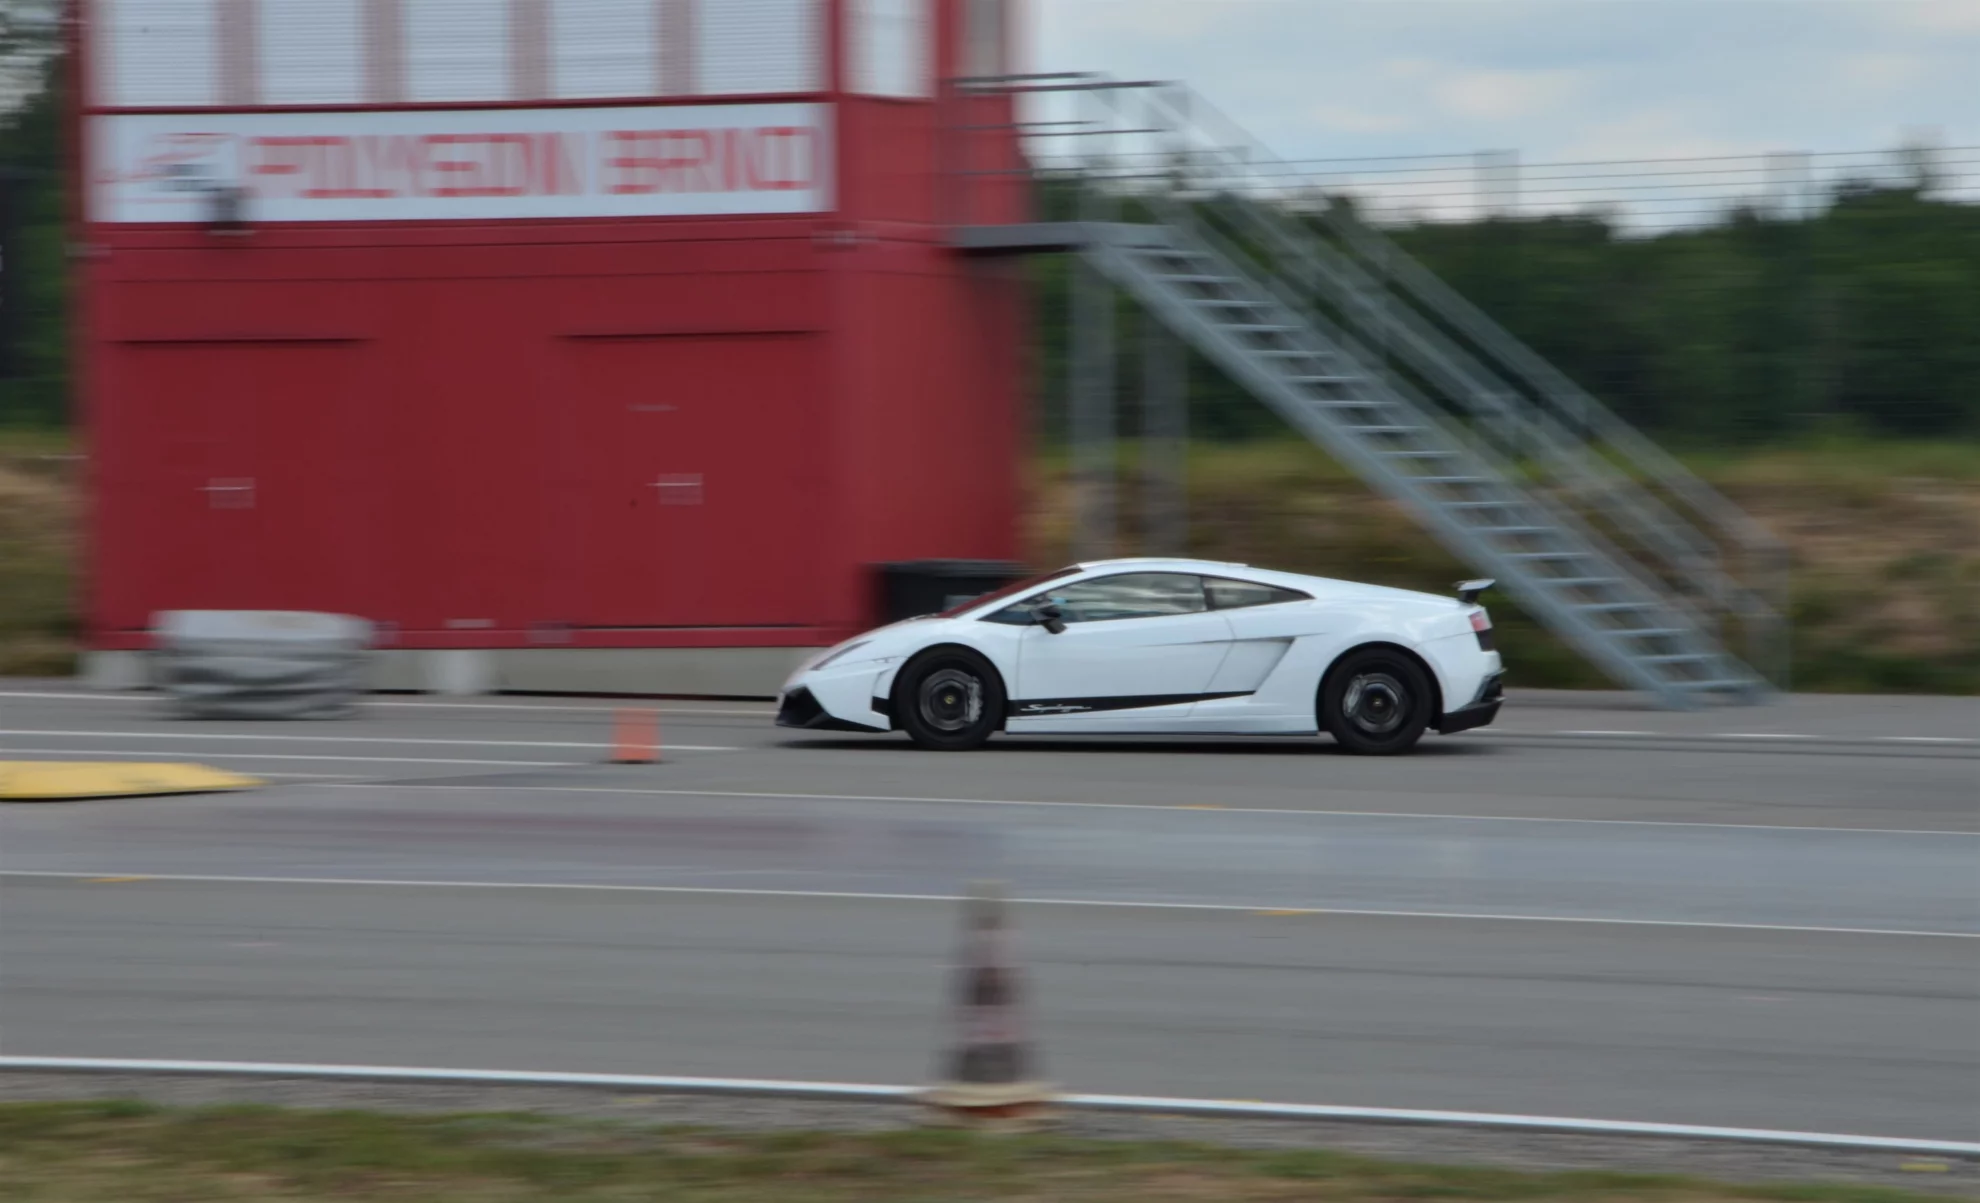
left=1320, top=648, right=1433, bottom=755
left=895, top=649, right=1004, bottom=751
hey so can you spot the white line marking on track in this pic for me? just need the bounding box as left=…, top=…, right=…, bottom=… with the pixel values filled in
left=1721, top=732, right=1820, bottom=740
left=0, top=748, right=575, bottom=767
left=1511, top=729, right=1976, bottom=746
left=3, top=693, right=1972, bottom=744
left=0, top=691, right=775, bottom=717
left=4, top=870, right=1969, bottom=938
left=301, top=781, right=1980, bottom=837
left=7, top=1057, right=1974, bottom=1154
left=0, top=729, right=738, bottom=751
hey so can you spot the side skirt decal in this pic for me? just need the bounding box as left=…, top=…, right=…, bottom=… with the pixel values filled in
left=1008, top=691, right=1253, bottom=717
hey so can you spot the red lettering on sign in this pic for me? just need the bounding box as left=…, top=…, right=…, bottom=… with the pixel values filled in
left=608, top=125, right=816, bottom=195
left=750, top=126, right=815, bottom=191
left=416, top=132, right=583, bottom=198
left=303, top=137, right=395, bottom=199
left=247, top=135, right=311, bottom=198
left=137, top=114, right=816, bottom=214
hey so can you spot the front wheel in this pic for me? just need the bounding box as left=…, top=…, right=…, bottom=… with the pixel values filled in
left=1320, top=648, right=1433, bottom=755
left=894, top=649, right=1004, bottom=751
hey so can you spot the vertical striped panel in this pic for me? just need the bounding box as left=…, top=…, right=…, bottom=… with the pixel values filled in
left=405, top=0, right=512, bottom=103
left=218, top=0, right=260, bottom=105
left=511, top=0, right=551, bottom=99
left=849, top=0, right=928, bottom=99
left=659, top=0, right=694, bottom=96
left=695, top=0, right=822, bottom=96
left=549, top=0, right=658, bottom=99
left=261, top=0, right=367, bottom=105
left=962, top=0, right=1006, bottom=79
left=96, top=0, right=220, bottom=107
left=365, top=0, right=407, bottom=103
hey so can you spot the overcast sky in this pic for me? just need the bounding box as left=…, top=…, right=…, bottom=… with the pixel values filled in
left=1029, top=0, right=1979, bottom=166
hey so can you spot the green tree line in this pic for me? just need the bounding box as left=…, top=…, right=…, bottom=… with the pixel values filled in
left=0, top=34, right=64, bottom=427
left=2, top=40, right=1976, bottom=444
left=1033, top=181, right=1980, bottom=448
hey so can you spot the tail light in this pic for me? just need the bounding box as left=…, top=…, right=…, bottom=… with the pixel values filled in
left=1469, top=609, right=1496, bottom=652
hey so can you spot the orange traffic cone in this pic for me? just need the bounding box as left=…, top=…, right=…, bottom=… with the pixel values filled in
left=922, top=881, right=1055, bottom=1127
left=609, top=708, right=660, bottom=764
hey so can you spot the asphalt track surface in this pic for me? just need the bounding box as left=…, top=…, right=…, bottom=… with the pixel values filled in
left=2, top=683, right=1976, bottom=1144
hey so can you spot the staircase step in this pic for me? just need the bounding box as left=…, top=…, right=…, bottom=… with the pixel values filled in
left=1544, top=577, right=1624, bottom=589
left=1110, top=223, right=1766, bottom=706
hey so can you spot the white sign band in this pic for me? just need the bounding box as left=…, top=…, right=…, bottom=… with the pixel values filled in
left=92, top=103, right=834, bottom=223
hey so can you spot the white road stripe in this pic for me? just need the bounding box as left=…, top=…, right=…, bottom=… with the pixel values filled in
left=3, top=870, right=1970, bottom=938
left=2, top=692, right=1972, bottom=745
left=0, top=748, right=572, bottom=767
left=301, top=781, right=1980, bottom=837
left=0, top=691, right=774, bottom=717
left=0, top=729, right=738, bottom=751
left=5, top=1057, right=1973, bottom=1154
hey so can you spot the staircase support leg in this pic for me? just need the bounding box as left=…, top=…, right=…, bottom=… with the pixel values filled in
left=1141, top=310, right=1187, bottom=555
left=1070, top=254, right=1116, bottom=560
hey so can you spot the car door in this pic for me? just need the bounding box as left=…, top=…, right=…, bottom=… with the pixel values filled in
left=1008, top=572, right=1235, bottom=730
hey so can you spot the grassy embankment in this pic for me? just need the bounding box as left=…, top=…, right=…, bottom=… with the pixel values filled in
left=1029, top=439, right=1980, bottom=694
left=0, top=428, right=73, bottom=676
left=2, top=430, right=1977, bottom=691
left=0, top=1101, right=1960, bottom=1203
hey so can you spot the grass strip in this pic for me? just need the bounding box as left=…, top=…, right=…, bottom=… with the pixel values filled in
left=0, top=1100, right=1961, bottom=1203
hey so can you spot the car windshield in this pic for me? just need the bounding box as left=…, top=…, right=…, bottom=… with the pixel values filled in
left=936, top=566, right=1082, bottom=618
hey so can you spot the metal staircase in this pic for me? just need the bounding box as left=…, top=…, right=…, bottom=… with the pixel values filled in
left=944, top=74, right=1788, bottom=708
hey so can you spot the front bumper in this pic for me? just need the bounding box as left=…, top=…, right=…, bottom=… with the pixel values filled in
left=1434, top=672, right=1504, bottom=734
left=776, top=686, right=888, bottom=733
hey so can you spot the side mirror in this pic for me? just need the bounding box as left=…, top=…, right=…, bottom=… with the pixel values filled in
left=1033, top=603, right=1067, bottom=635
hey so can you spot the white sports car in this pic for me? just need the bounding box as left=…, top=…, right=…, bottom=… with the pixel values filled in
left=777, top=558, right=1504, bottom=755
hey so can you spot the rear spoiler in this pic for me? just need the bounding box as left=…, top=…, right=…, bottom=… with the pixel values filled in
left=1456, top=579, right=1496, bottom=604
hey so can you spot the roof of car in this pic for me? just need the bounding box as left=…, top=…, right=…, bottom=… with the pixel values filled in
left=1074, top=557, right=1252, bottom=571
left=1068, top=557, right=1334, bottom=593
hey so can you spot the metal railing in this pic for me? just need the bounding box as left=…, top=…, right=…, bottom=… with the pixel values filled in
left=941, top=73, right=1788, bottom=695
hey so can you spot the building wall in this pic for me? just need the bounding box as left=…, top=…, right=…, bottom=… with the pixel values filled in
left=78, top=0, right=1025, bottom=654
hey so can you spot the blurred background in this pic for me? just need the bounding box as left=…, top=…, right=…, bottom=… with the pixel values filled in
left=1, top=5, right=1976, bottom=1190
left=1, top=0, right=1976, bottom=694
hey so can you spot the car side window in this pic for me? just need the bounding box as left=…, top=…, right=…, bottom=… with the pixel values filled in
left=1205, top=577, right=1311, bottom=610
left=1033, top=573, right=1210, bottom=624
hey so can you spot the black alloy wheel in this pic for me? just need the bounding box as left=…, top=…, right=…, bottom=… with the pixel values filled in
left=895, top=648, right=1005, bottom=751
left=1320, top=647, right=1434, bottom=755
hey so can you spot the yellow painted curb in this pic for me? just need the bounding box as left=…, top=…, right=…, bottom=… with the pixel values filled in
left=0, top=762, right=265, bottom=802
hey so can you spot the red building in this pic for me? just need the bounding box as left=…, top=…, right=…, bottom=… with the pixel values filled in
left=77, top=0, right=1028, bottom=694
